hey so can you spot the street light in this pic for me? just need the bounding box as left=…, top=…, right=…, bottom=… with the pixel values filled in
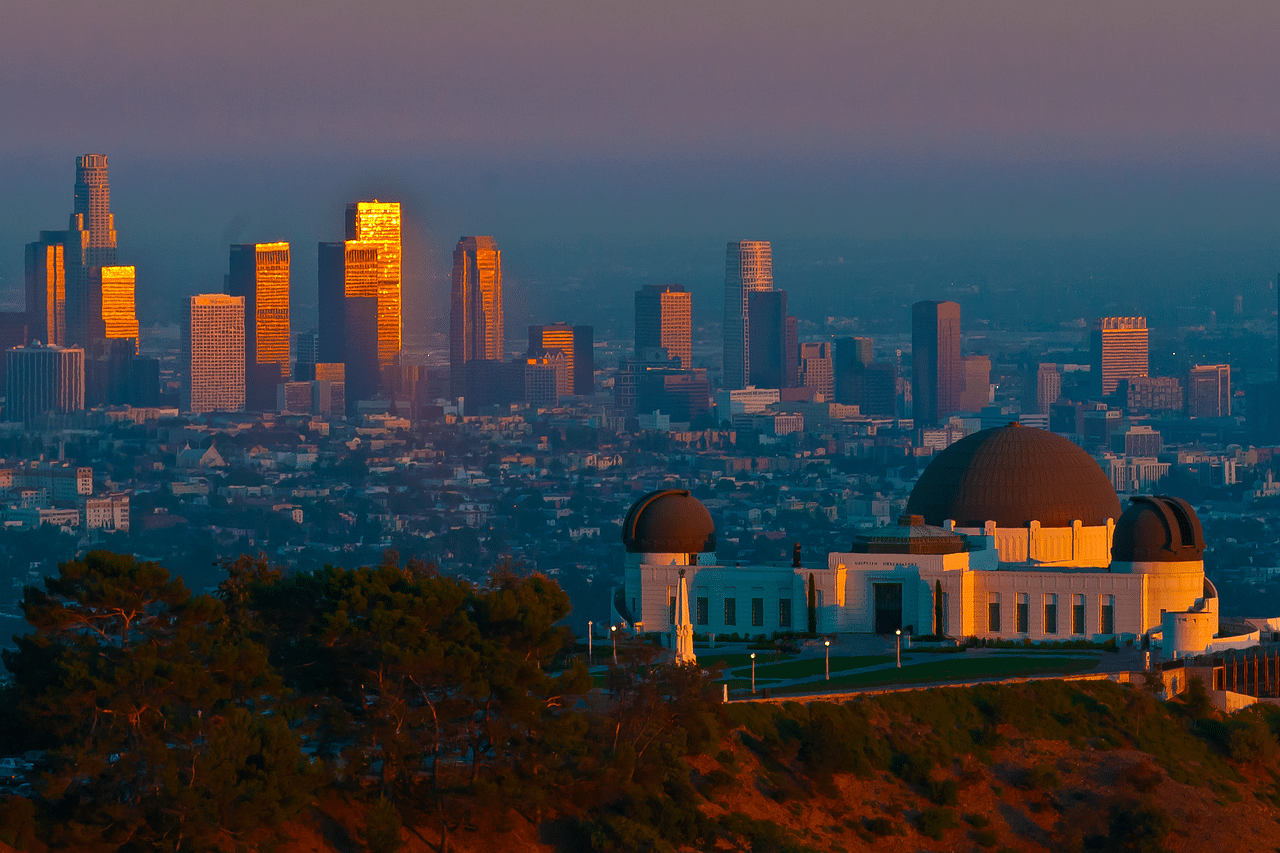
left=587, top=620, right=593, bottom=665
left=610, top=624, right=618, bottom=665
left=751, top=652, right=756, bottom=693
left=895, top=629, right=902, bottom=668
left=824, top=639, right=831, bottom=680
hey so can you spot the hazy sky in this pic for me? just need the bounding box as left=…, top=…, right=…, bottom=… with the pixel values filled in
left=4, top=0, right=1280, bottom=334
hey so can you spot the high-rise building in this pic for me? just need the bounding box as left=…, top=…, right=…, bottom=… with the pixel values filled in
left=186, top=294, right=245, bottom=414
left=24, top=238, right=65, bottom=346
left=0, top=314, right=28, bottom=392
left=1187, top=364, right=1231, bottom=418
left=834, top=337, right=874, bottom=407
left=1035, top=363, right=1062, bottom=415
left=1117, top=376, right=1183, bottom=414
left=90, top=265, right=138, bottom=348
left=635, top=284, right=692, bottom=370
left=345, top=202, right=401, bottom=367
left=723, top=240, right=773, bottom=390
left=747, top=290, right=789, bottom=389
left=799, top=342, right=834, bottom=402
left=294, top=332, right=319, bottom=380
left=68, top=154, right=118, bottom=347
left=450, top=236, right=504, bottom=396
left=960, top=355, right=992, bottom=412
left=784, top=316, right=799, bottom=388
left=228, top=243, right=290, bottom=410
left=1091, top=317, right=1148, bottom=397
left=861, top=362, right=898, bottom=417
left=911, top=300, right=962, bottom=426
left=318, top=241, right=380, bottom=407
left=527, top=323, right=594, bottom=396
left=6, top=344, right=84, bottom=425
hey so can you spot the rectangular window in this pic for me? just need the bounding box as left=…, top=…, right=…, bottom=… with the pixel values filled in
left=752, top=597, right=764, bottom=627
left=1044, top=594, right=1058, bottom=635
left=696, top=597, right=708, bottom=626
left=724, top=597, right=737, bottom=626
left=988, top=593, right=1001, bottom=633
left=668, top=589, right=676, bottom=624
left=1100, top=594, right=1115, bottom=635
left=779, top=598, right=792, bottom=627
left=1072, top=594, right=1086, bottom=635
left=1016, top=593, right=1029, bottom=633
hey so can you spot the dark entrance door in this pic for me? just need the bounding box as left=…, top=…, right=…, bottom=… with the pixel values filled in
left=874, top=583, right=903, bottom=634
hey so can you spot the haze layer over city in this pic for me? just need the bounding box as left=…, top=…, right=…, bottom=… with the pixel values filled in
left=6, top=1, right=1280, bottom=338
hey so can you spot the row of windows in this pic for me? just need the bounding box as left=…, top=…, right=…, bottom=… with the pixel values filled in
left=678, top=596, right=793, bottom=629
left=987, top=593, right=1116, bottom=636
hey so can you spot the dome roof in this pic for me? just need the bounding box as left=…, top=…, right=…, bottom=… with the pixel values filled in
left=622, top=489, right=716, bottom=554
left=1111, top=495, right=1205, bottom=562
left=905, top=424, right=1121, bottom=528
left=850, top=515, right=968, bottom=555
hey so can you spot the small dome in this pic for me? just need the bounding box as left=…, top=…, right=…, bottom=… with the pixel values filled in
left=905, top=424, right=1121, bottom=528
left=1111, top=495, right=1205, bottom=563
left=622, top=489, right=716, bottom=554
left=850, top=514, right=968, bottom=555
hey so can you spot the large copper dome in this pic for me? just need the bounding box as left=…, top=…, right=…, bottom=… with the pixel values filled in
left=1111, top=495, right=1205, bottom=562
left=905, top=424, right=1121, bottom=528
left=622, top=489, right=717, bottom=554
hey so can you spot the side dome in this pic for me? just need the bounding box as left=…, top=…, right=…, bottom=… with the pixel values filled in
left=622, top=489, right=716, bottom=554
left=905, top=424, right=1121, bottom=528
left=1111, top=495, right=1205, bottom=562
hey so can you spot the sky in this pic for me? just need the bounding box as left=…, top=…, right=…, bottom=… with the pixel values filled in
left=4, top=0, right=1280, bottom=337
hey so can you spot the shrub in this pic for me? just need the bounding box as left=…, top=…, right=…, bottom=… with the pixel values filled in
left=362, top=796, right=403, bottom=853
left=916, top=807, right=955, bottom=840
left=864, top=816, right=895, bottom=836
left=972, top=827, right=999, bottom=847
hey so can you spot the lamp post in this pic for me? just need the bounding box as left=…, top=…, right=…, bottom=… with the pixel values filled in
left=824, top=639, right=831, bottom=680
left=751, top=652, right=756, bottom=693
left=610, top=624, right=618, bottom=665
left=895, top=629, right=902, bottom=668
left=587, top=620, right=593, bottom=665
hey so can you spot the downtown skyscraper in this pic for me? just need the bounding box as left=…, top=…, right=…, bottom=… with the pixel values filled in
left=912, top=300, right=962, bottom=426
left=723, top=240, right=773, bottom=390
left=24, top=154, right=122, bottom=349
left=635, top=284, right=692, bottom=369
left=450, top=236, right=503, bottom=397
left=1091, top=317, right=1149, bottom=397
left=318, top=241, right=379, bottom=408
left=345, top=201, right=401, bottom=367
left=185, top=294, right=245, bottom=414
left=228, top=242, right=290, bottom=410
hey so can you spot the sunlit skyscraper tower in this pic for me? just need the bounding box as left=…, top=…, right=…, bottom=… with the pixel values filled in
left=635, top=284, right=692, bottom=370
left=67, top=154, right=118, bottom=347
left=723, top=240, right=773, bottom=390
left=345, top=201, right=401, bottom=367
left=1090, top=317, right=1148, bottom=397
left=185, top=294, right=245, bottom=414
left=228, top=243, right=290, bottom=410
left=24, top=238, right=65, bottom=346
left=450, top=236, right=504, bottom=396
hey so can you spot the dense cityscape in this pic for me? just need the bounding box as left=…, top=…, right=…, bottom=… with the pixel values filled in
left=2, top=155, right=1279, bottom=647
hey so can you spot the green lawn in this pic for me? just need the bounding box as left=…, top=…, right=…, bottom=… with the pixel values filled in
left=733, top=654, right=895, bottom=680
left=698, top=652, right=794, bottom=671
left=775, top=655, right=1101, bottom=694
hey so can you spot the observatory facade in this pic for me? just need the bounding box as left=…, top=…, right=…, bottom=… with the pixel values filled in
left=616, top=424, right=1226, bottom=659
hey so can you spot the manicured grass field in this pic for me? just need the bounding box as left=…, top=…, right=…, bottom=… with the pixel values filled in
left=733, top=654, right=896, bottom=680
left=775, top=654, right=1100, bottom=694
left=698, top=652, right=794, bottom=671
